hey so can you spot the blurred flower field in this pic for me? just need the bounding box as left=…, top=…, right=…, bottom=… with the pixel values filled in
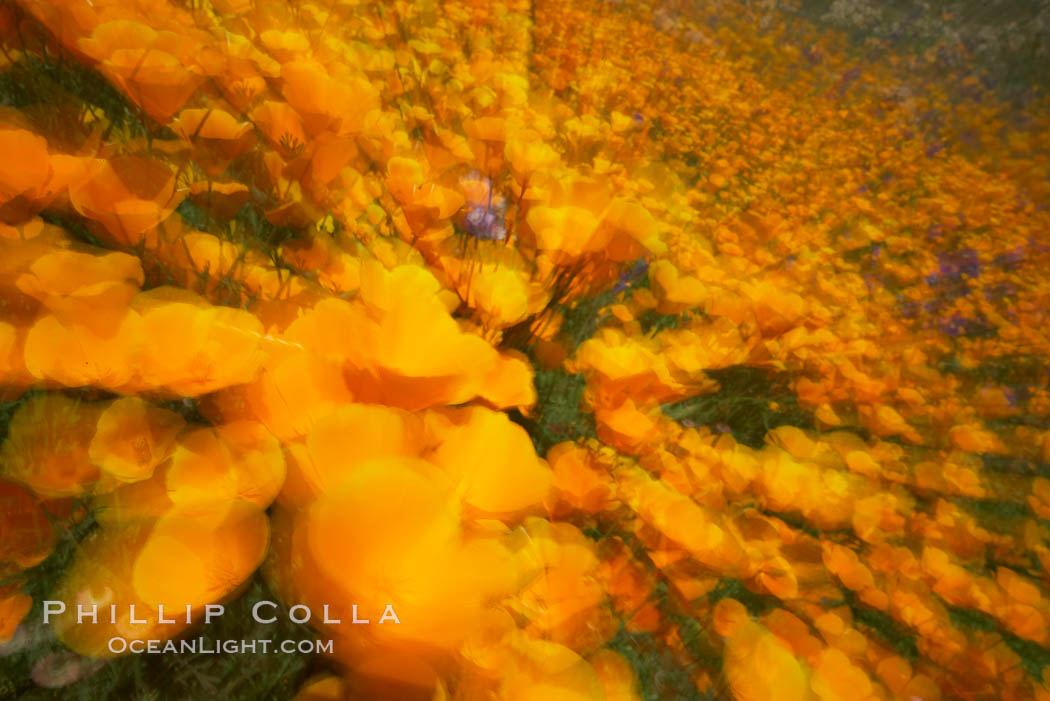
left=0, top=0, right=1049, bottom=699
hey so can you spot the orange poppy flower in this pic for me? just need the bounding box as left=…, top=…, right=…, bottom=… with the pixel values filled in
left=511, top=517, right=616, bottom=653
left=23, top=310, right=143, bottom=391
left=0, top=321, right=27, bottom=388
left=440, top=244, right=550, bottom=328
left=598, top=199, right=667, bottom=262
left=227, top=349, right=354, bottom=443
left=0, top=127, right=50, bottom=215
left=0, top=585, right=31, bottom=644
left=302, top=403, right=424, bottom=486
left=305, top=132, right=360, bottom=192
left=821, top=543, right=876, bottom=592
left=506, top=133, right=561, bottom=179
left=763, top=608, right=824, bottom=660
left=526, top=204, right=603, bottom=261
left=131, top=503, right=269, bottom=611
left=755, top=554, right=800, bottom=599
left=746, top=280, right=808, bottom=338
left=286, top=457, right=518, bottom=677
left=598, top=544, right=661, bottom=634
left=723, top=617, right=813, bottom=701
left=875, top=656, right=942, bottom=701
left=281, top=59, right=379, bottom=136
left=172, top=108, right=257, bottom=176
left=258, top=29, right=311, bottom=62
left=78, top=21, right=206, bottom=122
left=811, top=648, right=875, bottom=701
left=574, top=328, right=682, bottom=407
left=589, top=649, right=644, bottom=701
left=0, top=393, right=100, bottom=498
left=212, top=421, right=286, bottom=510
left=595, top=397, right=660, bottom=454
left=1001, top=603, right=1047, bottom=643
left=323, top=263, right=535, bottom=411
left=187, top=180, right=251, bottom=221
left=161, top=426, right=243, bottom=520
left=88, top=397, right=184, bottom=487
left=92, top=420, right=275, bottom=527
left=429, top=405, right=553, bottom=518
left=69, top=157, right=185, bottom=245
left=649, top=259, right=710, bottom=313
left=291, top=675, right=346, bottom=701
left=386, top=156, right=465, bottom=227
left=15, top=247, right=143, bottom=334
left=463, top=116, right=509, bottom=175
left=51, top=502, right=267, bottom=657
left=713, top=597, right=750, bottom=638
left=132, top=287, right=265, bottom=396
left=49, top=521, right=160, bottom=657
left=949, top=423, right=1007, bottom=454
left=545, top=441, right=614, bottom=516
left=251, top=101, right=308, bottom=157
left=496, top=636, right=607, bottom=701
left=0, top=479, right=61, bottom=575
left=211, top=32, right=272, bottom=112
left=857, top=404, right=922, bottom=444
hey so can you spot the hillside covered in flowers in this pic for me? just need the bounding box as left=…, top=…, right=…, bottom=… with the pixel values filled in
left=1, top=0, right=1049, bottom=699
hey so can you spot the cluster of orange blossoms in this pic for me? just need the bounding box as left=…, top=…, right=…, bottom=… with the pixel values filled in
left=1, top=0, right=1049, bottom=698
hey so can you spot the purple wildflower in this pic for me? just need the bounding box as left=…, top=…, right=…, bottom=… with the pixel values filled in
left=460, top=173, right=508, bottom=241
left=614, top=257, right=650, bottom=293
left=925, top=142, right=945, bottom=158
left=464, top=205, right=507, bottom=241
left=994, top=247, right=1025, bottom=269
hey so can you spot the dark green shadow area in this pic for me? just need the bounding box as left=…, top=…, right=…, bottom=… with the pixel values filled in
left=662, top=366, right=820, bottom=449
left=1, top=574, right=322, bottom=701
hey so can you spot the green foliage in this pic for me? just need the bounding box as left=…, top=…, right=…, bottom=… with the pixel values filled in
left=0, top=392, right=34, bottom=444
left=756, top=508, right=824, bottom=539
left=956, top=494, right=1030, bottom=526
left=979, top=454, right=1050, bottom=478
left=637, top=309, right=693, bottom=336
left=791, top=0, right=1049, bottom=97
left=947, top=603, right=1050, bottom=680
left=0, top=54, right=153, bottom=146
left=938, top=353, right=1047, bottom=387
left=154, top=397, right=209, bottom=425
left=843, top=589, right=919, bottom=660
left=558, top=287, right=620, bottom=352
left=0, top=391, right=315, bottom=700
left=231, top=201, right=299, bottom=251
left=2, top=575, right=320, bottom=701
left=661, top=366, right=818, bottom=448
left=175, top=199, right=213, bottom=233
left=577, top=529, right=728, bottom=700
left=608, top=629, right=721, bottom=701
left=513, top=368, right=596, bottom=455
left=707, top=578, right=778, bottom=618
left=38, top=210, right=105, bottom=248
